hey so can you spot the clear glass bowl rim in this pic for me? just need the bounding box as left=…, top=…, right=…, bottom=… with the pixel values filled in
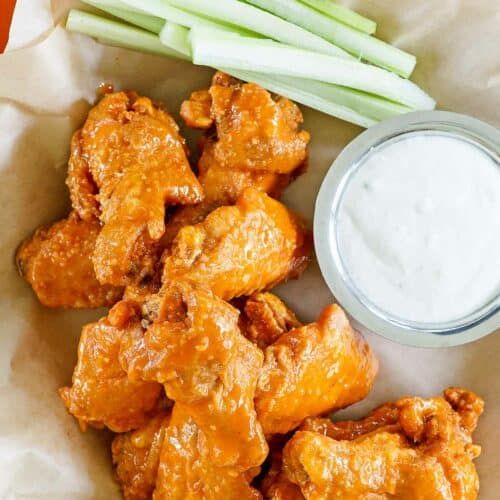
left=314, top=111, right=500, bottom=348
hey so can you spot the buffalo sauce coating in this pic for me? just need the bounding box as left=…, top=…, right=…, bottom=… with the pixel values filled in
left=60, top=301, right=162, bottom=432
left=15, top=211, right=122, bottom=309
left=67, top=91, right=203, bottom=286
left=237, top=292, right=302, bottom=349
left=162, top=188, right=312, bottom=301
left=198, top=72, right=309, bottom=174
left=162, top=71, right=309, bottom=245
left=112, top=411, right=170, bottom=500
left=255, top=304, right=378, bottom=436
left=281, top=388, right=484, bottom=499
left=120, top=281, right=268, bottom=471
left=153, top=404, right=262, bottom=500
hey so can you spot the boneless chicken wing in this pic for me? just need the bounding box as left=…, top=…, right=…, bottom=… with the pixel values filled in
left=16, top=211, right=122, bottom=308
left=121, top=281, right=268, bottom=470
left=281, top=389, right=483, bottom=499
left=112, top=411, right=170, bottom=500
left=67, top=91, right=203, bottom=286
left=154, top=404, right=262, bottom=500
left=60, top=301, right=162, bottom=432
left=181, top=72, right=310, bottom=174
left=163, top=72, right=309, bottom=243
left=161, top=188, right=311, bottom=301
left=255, top=304, right=378, bottom=436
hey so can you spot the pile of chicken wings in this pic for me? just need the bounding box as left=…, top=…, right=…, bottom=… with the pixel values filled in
left=17, top=72, right=483, bottom=500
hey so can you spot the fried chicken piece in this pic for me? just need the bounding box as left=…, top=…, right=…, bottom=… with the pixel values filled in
left=238, top=293, right=302, bottom=349
left=60, top=301, right=162, bottom=432
left=112, top=411, right=170, bottom=500
left=67, top=91, right=203, bottom=286
left=121, top=281, right=268, bottom=470
left=255, top=304, right=378, bottom=436
left=162, top=158, right=294, bottom=245
left=301, top=402, right=400, bottom=440
left=154, top=404, right=262, bottom=500
left=284, top=431, right=452, bottom=500
left=283, top=389, right=484, bottom=499
left=163, top=72, right=309, bottom=243
left=15, top=212, right=122, bottom=308
left=162, top=188, right=312, bottom=301
left=181, top=72, right=310, bottom=174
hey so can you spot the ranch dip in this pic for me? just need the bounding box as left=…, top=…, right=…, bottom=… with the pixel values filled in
left=336, top=133, right=500, bottom=324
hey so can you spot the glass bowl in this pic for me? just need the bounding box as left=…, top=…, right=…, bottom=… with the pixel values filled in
left=314, top=111, right=500, bottom=347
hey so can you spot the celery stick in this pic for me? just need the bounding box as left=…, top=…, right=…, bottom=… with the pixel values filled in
left=222, top=69, right=376, bottom=127
left=66, top=10, right=188, bottom=59
left=183, top=27, right=402, bottom=122
left=82, top=0, right=165, bottom=34
left=235, top=72, right=411, bottom=121
left=245, top=0, right=415, bottom=77
left=185, top=29, right=407, bottom=120
left=190, top=33, right=435, bottom=110
left=157, top=0, right=353, bottom=59
left=160, top=22, right=191, bottom=57
left=299, top=0, right=376, bottom=34
left=120, top=0, right=256, bottom=36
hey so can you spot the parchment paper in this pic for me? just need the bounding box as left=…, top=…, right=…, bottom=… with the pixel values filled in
left=0, top=1, right=498, bottom=498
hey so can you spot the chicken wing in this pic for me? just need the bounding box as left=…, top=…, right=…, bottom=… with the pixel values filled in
left=60, top=301, right=163, bottom=432
left=16, top=211, right=122, bottom=308
left=120, top=281, right=268, bottom=470
left=163, top=72, right=309, bottom=243
left=161, top=188, right=312, bottom=301
left=154, top=404, right=262, bottom=500
left=283, top=389, right=484, bottom=499
left=112, top=411, right=170, bottom=500
left=255, top=304, right=378, bottom=436
left=181, top=72, right=310, bottom=174
left=237, top=292, right=302, bottom=349
left=67, top=91, right=203, bottom=286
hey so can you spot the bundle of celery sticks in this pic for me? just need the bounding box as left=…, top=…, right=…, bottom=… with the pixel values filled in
left=67, top=0, right=435, bottom=127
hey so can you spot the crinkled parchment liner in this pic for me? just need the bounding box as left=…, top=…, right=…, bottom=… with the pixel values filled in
left=0, top=1, right=498, bottom=498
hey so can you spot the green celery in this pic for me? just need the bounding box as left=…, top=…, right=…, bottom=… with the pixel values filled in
left=157, top=0, right=353, bottom=58
left=245, top=0, right=415, bottom=77
left=190, top=32, right=435, bottom=110
left=222, top=69, right=376, bottom=127
left=82, top=0, right=165, bottom=34
left=160, top=22, right=192, bottom=57
left=66, top=10, right=188, bottom=59
left=299, top=0, right=376, bottom=34
left=120, top=0, right=257, bottom=36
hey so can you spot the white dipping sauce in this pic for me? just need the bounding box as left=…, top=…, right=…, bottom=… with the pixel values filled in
left=337, top=133, right=500, bottom=324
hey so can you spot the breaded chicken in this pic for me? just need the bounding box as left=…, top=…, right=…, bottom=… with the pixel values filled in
left=282, top=389, right=484, bottom=499
left=161, top=188, right=311, bottom=301
left=154, top=404, right=262, bottom=500
left=121, top=281, right=268, bottom=470
left=112, top=411, right=170, bottom=500
left=163, top=72, right=309, bottom=243
left=60, top=301, right=162, bottom=432
left=67, top=91, right=203, bottom=286
left=181, top=72, right=310, bottom=174
left=16, top=212, right=122, bottom=308
left=237, top=292, right=302, bottom=349
left=255, top=304, right=378, bottom=436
